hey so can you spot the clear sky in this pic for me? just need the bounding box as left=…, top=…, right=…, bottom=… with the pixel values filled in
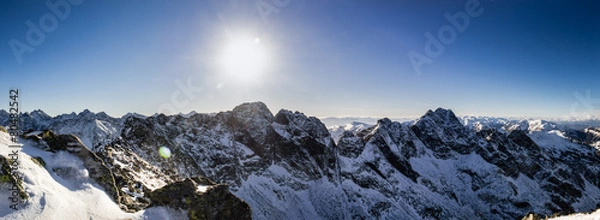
left=0, top=0, right=598, bottom=119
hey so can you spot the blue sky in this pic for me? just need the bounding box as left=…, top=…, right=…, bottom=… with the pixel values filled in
left=0, top=0, right=598, bottom=119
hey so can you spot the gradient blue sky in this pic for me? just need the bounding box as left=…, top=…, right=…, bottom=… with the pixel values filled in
left=1, top=0, right=599, bottom=119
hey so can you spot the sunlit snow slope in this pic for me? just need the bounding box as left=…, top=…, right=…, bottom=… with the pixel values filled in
left=0, top=131, right=186, bottom=220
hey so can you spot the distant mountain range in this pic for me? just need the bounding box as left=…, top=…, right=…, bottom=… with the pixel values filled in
left=322, top=115, right=600, bottom=131
left=1, top=102, right=600, bottom=219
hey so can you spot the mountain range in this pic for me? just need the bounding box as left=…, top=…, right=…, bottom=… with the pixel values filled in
left=1, top=102, right=600, bottom=219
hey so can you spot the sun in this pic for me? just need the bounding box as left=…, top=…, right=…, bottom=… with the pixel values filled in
left=220, top=35, right=268, bottom=81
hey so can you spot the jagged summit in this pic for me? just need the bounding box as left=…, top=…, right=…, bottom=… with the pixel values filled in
left=274, top=109, right=333, bottom=147
left=328, top=121, right=373, bottom=144
left=413, top=108, right=467, bottom=137
left=232, top=101, right=273, bottom=119
left=30, top=109, right=52, bottom=118
left=16, top=109, right=135, bottom=122
left=502, top=118, right=559, bottom=133
left=122, top=112, right=148, bottom=119
left=418, top=108, right=462, bottom=127
left=376, top=117, right=393, bottom=126
left=2, top=103, right=600, bottom=219
left=78, top=109, right=94, bottom=116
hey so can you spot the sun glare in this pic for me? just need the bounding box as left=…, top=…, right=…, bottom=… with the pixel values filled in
left=220, top=36, right=268, bottom=81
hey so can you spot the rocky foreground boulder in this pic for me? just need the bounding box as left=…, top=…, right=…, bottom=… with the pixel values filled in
left=147, top=177, right=252, bottom=220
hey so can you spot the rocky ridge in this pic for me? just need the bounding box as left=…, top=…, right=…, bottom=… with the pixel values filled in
left=2, top=103, right=600, bottom=219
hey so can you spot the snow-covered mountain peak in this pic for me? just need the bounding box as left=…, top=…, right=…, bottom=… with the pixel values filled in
left=435, top=108, right=462, bottom=124
left=376, top=117, right=393, bottom=126
left=417, top=108, right=463, bottom=128
left=461, top=116, right=507, bottom=129
left=78, top=109, right=95, bottom=118
left=178, top=110, right=198, bottom=118
left=503, top=119, right=559, bottom=133
left=414, top=108, right=466, bottom=134
left=121, top=112, right=147, bottom=120
left=526, top=119, right=558, bottom=132
left=344, top=121, right=370, bottom=130
left=274, top=109, right=333, bottom=147
left=434, top=107, right=454, bottom=116
left=369, top=118, right=416, bottom=142
left=328, top=121, right=373, bottom=144
left=29, top=109, right=52, bottom=119
left=3, top=104, right=600, bottom=219
left=411, top=108, right=478, bottom=159
left=95, top=111, right=112, bottom=120
left=56, top=112, right=78, bottom=121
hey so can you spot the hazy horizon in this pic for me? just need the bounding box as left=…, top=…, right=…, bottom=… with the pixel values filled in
left=5, top=101, right=600, bottom=124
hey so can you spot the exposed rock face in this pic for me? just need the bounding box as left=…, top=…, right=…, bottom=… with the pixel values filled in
left=411, top=108, right=477, bottom=158
left=147, top=178, right=252, bottom=220
left=22, top=129, right=254, bottom=217
left=337, top=131, right=366, bottom=158
left=575, top=127, right=600, bottom=150
left=24, top=130, right=124, bottom=210
left=0, top=155, right=28, bottom=200
left=271, top=109, right=338, bottom=183
left=4, top=103, right=600, bottom=219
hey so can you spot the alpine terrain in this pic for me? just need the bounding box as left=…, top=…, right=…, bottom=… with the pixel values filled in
left=1, top=102, right=600, bottom=219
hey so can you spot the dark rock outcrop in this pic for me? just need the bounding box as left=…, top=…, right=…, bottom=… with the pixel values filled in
left=23, top=129, right=254, bottom=216
left=0, top=155, right=28, bottom=200
left=147, top=178, right=252, bottom=220
left=5, top=103, right=600, bottom=219
left=25, top=130, right=128, bottom=211
left=411, top=108, right=477, bottom=158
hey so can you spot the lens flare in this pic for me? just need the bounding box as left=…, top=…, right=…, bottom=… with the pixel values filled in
left=159, top=146, right=171, bottom=159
